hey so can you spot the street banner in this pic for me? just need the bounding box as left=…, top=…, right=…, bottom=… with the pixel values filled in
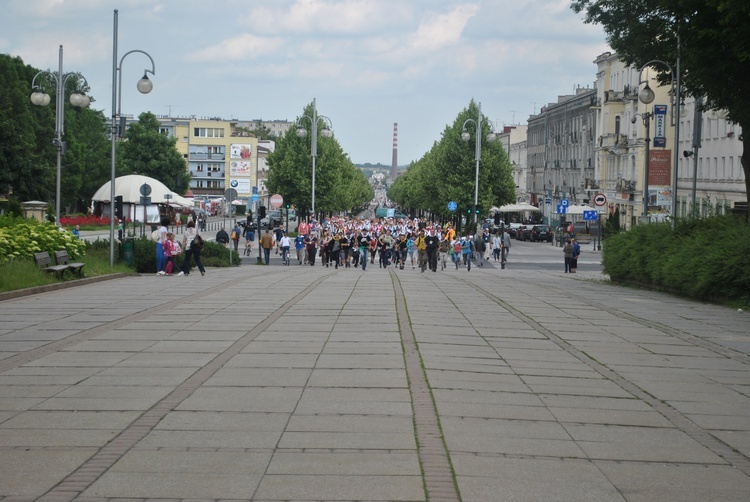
left=653, top=105, right=667, bottom=147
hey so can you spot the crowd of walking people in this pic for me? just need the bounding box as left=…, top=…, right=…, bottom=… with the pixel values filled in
left=238, top=216, right=512, bottom=273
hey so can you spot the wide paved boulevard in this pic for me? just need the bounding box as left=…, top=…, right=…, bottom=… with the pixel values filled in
left=1, top=240, right=748, bottom=501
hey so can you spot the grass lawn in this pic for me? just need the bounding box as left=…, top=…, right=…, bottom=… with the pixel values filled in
left=0, top=247, right=134, bottom=293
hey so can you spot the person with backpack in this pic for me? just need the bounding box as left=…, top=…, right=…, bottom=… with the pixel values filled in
left=571, top=238, right=581, bottom=273
left=180, top=221, right=206, bottom=276
left=231, top=222, right=242, bottom=251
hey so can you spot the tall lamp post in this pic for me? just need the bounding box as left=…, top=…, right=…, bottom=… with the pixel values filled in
left=30, top=45, right=90, bottom=225
left=461, top=102, right=496, bottom=226
left=632, top=112, right=653, bottom=217
left=636, top=60, right=678, bottom=221
left=110, top=9, right=156, bottom=267
left=296, top=98, right=333, bottom=220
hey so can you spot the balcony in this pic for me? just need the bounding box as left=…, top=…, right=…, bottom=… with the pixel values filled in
left=604, top=90, right=624, bottom=103
left=599, top=134, right=628, bottom=148
left=617, top=179, right=636, bottom=193
left=189, top=152, right=225, bottom=161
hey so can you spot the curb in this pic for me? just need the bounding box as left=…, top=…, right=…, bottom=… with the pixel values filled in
left=0, top=273, right=130, bottom=302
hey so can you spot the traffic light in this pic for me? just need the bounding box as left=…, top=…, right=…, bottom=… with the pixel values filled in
left=466, top=205, right=472, bottom=215
left=475, top=205, right=481, bottom=215
left=285, top=203, right=290, bottom=209
left=114, top=195, right=123, bottom=220
left=258, top=205, right=267, bottom=219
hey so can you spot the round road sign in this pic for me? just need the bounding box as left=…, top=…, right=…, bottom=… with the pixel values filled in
left=593, top=193, right=607, bottom=206
left=270, top=194, right=284, bottom=208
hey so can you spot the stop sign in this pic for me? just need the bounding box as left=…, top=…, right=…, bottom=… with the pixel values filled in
left=269, top=194, right=284, bottom=208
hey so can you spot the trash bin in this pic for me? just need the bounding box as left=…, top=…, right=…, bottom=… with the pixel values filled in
left=122, top=237, right=135, bottom=266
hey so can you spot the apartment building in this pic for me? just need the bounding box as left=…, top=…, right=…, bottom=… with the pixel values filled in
left=155, top=117, right=292, bottom=206
left=496, top=125, right=528, bottom=202
left=675, top=97, right=745, bottom=217
left=592, top=52, right=744, bottom=227
left=527, top=87, right=597, bottom=226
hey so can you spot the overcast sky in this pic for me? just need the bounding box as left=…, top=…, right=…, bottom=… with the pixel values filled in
left=2, top=0, right=609, bottom=165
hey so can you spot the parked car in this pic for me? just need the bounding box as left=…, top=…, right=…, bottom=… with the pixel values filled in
left=508, top=223, right=524, bottom=238
left=530, top=225, right=553, bottom=242
left=518, top=225, right=532, bottom=241
left=260, top=210, right=282, bottom=229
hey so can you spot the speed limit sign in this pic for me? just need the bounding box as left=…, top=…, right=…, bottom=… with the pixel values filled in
left=593, top=193, right=607, bottom=206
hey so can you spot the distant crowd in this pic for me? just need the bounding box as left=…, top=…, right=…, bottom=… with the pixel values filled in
left=233, top=216, right=512, bottom=272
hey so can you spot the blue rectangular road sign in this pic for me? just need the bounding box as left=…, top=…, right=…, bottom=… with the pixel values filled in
left=583, top=210, right=598, bottom=221
left=556, top=204, right=567, bottom=214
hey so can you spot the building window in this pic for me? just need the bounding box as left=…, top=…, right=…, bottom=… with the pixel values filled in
left=193, top=128, right=225, bottom=138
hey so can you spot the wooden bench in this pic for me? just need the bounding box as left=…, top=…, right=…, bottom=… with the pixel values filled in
left=55, top=250, right=85, bottom=277
left=34, top=251, right=70, bottom=279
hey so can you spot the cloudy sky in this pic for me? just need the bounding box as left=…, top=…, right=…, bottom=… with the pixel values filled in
left=2, top=0, right=609, bottom=165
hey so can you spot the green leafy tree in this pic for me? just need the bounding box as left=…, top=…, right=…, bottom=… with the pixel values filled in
left=388, top=100, right=515, bottom=230
left=117, top=112, right=189, bottom=194
left=0, top=54, right=55, bottom=203
left=0, top=54, right=113, bottom=214
left=266, top=102, right=373, bottom=219
left=571, top=0, right=750, bottom=218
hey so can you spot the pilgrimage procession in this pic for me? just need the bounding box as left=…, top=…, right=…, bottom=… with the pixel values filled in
left=238, top=213, right=512, bottom=273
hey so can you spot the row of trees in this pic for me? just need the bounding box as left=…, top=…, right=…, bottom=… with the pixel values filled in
left=265, top=102, right=373, bottom=219
left=387, top=100, right=516, bottom=231
left=0, top=54, right=187, bottom=216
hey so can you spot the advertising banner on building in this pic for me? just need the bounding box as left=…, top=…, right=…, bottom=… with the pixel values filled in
left=230, top=161, right=251, bottom=176
left=230, top=144, right=252, bottom=160
left=230, top=178, right=252, bottom=195
left=653, top=105, right=667, bottom=147
left=648, top=149, right=671, bottom=186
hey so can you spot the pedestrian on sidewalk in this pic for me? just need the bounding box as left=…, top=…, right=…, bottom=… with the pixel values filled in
left=260, top=229, right=274, bottom=265
left=571, top=238, right=580, bottom=273
left=563, top=238, right=574, bottom=273
left=180, top=221, right=206, bottom=276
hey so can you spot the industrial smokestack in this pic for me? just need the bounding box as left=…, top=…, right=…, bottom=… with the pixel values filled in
left=391, top=122, right=398, bottom=179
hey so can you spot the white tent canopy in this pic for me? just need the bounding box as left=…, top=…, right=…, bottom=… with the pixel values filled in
left=91, top=174, right=192, bottom=207
left=563, top=204, right=597, bottom=215
left=494, top=202, right=541, bottom=213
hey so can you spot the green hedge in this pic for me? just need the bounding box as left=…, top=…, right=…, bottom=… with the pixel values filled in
left=602, top=215, right=750, bottom=305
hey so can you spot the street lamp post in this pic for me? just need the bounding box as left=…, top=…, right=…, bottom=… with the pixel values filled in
left=110, top=9, right=156, bottom=267
left=296, top=98, right=333, bottom=220
left=636, top=60, right=678, bottom=221
left=30, top=45, right=90, bottom=225
left=632, top=112, right=653, bottom=217
left=461, top=102, right=496, bottom=227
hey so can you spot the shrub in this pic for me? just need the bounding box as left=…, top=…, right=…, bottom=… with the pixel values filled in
left=603, top=214, right=750, bottom=304
left=0, top=215, right=86, bottom=263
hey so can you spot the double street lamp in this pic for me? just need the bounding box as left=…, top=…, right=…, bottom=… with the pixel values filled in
left=30, top=45, right=90, bottom=225
left=461, top=101, right=496, bottom=225
left=636, top=59, right=680, bottom=222
left=296, top=98, right=333, bottom=219
left=109, top=9, right=156, bottom=267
